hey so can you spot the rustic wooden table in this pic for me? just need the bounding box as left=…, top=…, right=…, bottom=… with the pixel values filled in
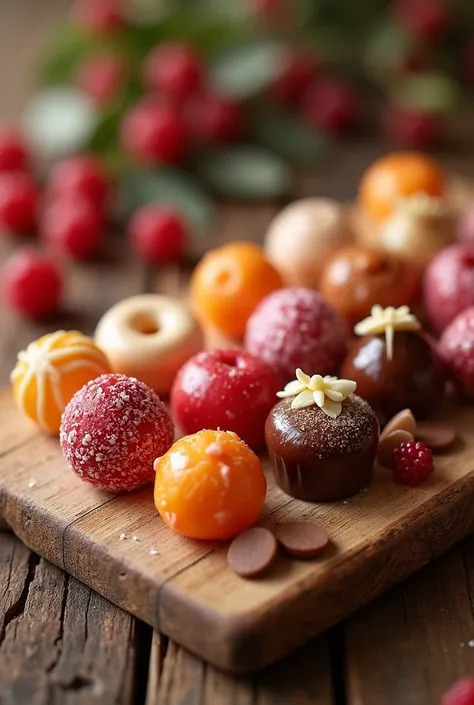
left=2, top=2, right=474, bottom=704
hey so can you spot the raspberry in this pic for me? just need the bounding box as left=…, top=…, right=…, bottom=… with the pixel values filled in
left=302, top=76, right=357, bottom=135
left=75, top=51, right=126, bottom=106
left=269, top=52, right=315, bottom=106
left=129, top=206, right=188, bottom=264
left=384, top=105, right=440, bottom=148
left=41, top=196, right=104, bottom=261
left=183, top=90, right=243, bottom=144
left=441, top=678, right=474, bottom=705
left=0, top=171, right=38, bottom=234
left=0, top=127, right=29, bottom=172
left=392, top=440, right=434, bottom=486
left=142, top=42, right=202, bottom=101
left=48, top=155, right=109, bottom=211
left=121, top=100, right=187, bottom=164
left=71, top=0, right=124, bottom=34
left=394, top=0, right=449, bottom=40
left=3, top=247, right=62, bottom=318
left=439, top=307, right=474, bottom=395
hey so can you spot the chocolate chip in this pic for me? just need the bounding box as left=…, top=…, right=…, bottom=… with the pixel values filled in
left=377, top=428, right=414, bottom=468
left=274, top=521, right=329, bottom=558
left=227, top=527, right=278, bottom=578
left=416, top=421, right=457, bottom=453
left=380, top=409, right=416, bottom=441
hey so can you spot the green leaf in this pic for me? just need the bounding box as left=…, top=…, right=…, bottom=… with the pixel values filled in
left=364, top=21, right=415, bottom=83
left=117, top=168, right=215, bottom=247
left=87, top=79, right=142, bottom=154
left=250, top=106, right=331, bottom=166
left=392, top=73, right=461, bottom=114
left=40, top=26, right=92, bottom=84
left=196, top=146, right=291, bottom=200
left=209, top=41, right=288, bottom=99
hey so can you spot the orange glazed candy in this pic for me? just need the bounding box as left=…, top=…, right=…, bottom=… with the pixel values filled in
left=154, top=429, right=267, bottom=540
left=11, top=330, right=110, bottom=434
left=359, top=152, right=446, bottom=222
left=190, top=241, right=283, bottom=339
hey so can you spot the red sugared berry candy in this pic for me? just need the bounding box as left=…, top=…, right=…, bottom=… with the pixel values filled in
left=0, top=127, right=29, bottom=172
left=142, top=42, right=202, bottom=101
left=171, top=349, right=281, bottom=449
left=0, top=172, right=38, bottom=234
left=269, top=52, right=315, bottom=106
left=423, top=245, right=474, bottom=334
left=392, top=440, right=434, bottom=486
left=71, top=0, right=124, bottom=34
left=3, top=247, right=62, bottom=318
left=442, top=678, right=474, bottom=705
left=75, top=51, right=126, bottom=106
left=439, top=307, right=474, bottom=396
left=244, top=287, right=348, bottom=383
left=129, top=205, right=188, bottom=264
left=121, top=100, right=187, bottom=164
left=48, top=155, right=109, bottom=211
left=41, top=197, right=104, bottom=260
left=394, top=0, right=449, bottom=40
left=302, top=76, right=357, bottom=135
left=60, top=373, right=174, bottom=492
left=183, top=90, right=243, bottom=144
left=384, top=104, right=440, bottom=148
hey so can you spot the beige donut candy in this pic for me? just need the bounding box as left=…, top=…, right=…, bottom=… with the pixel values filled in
left=264, top=198, right=353, bottom=289
left=94, top=295, right=204, bottom=395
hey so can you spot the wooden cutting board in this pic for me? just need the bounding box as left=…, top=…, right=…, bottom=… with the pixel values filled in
left=1, top=387, right=474, bottom=674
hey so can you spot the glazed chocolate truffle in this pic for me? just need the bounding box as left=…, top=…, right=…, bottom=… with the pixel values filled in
left=341, top=305, right=444, bottom=427
left=265, top=370, right=379, bottom=502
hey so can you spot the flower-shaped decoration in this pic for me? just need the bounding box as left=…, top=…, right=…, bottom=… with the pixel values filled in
left=354, top=305, right=420, bottom=361
left=277, top=368, right=357, bottom=419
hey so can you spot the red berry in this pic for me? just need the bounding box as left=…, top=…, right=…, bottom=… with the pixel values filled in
left=129, top=206, right=188, bottom=264
left=75, top=51, right=126, bottom=106
left=0, top=172, right=38, bottom=234
left=60, top=373, right=174, bottom=492
left=439, top=307, right=474, bottom=396
left=384, top=104, right=440, bottom=147
left=42, top=197, right=104, bottom=261
left=269, top=52, right=315, bottom=106
left=442, top=678, right=474, bottom=705
left=71, top=0, right=124, bottom=34
left=394, top=0, right=449, bottom=40
left=183, top=90, right=243, bottom=144
left=48, top=155, right=109, bottom=211
left=0, top=127, right=29, bottom=172
left=121, top=100, right=187, bottom=164
left=392, top=440, right=434, bottom=486
left=142, top=42, right=202, bottom=101
left=302, top=77, right=357, bottom=135
left=3, top=247, right=62, bottom=318
left=171, top=349, right=281, bottom=449
left=423, top=245, right=474, bottom=334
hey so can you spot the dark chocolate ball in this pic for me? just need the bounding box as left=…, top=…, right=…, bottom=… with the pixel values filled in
left=340, top=331, right=444, bottom=427
left=265, top=395, right=379, bottom=502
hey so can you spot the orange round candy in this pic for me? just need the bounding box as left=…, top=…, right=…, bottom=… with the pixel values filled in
left=359, top=152, right=446, bottom=222
left=190, top=241, right=283, bottom=339
left=10, top=330, right=111, bottom=434
left=154, top=429, right=266, bottom=540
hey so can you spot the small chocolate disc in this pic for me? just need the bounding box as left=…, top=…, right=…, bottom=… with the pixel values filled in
left=274, top=522, right=329, bottom=558
left=380, top=409, right=416, bottom=441
left=415, top=421, right=456, bottom=453
left=377, top=428, right=414, bottom=468
left=227, top=527, right=278, bottom=578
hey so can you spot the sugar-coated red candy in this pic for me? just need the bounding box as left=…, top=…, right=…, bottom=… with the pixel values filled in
left=48, top=155, right=109, bottom=211
left=423, top=245, right=474, bottom=333
left=438, top=306, right=474, bottom=396
left=0, top=127, right=29, bottom=172
left=244, top=287, right=348, bottom=383
left=3, top=247, right=62, bottom=318
left=60, top=373, right=174, bottom=492
left=171, top=349, right=281, bottom=449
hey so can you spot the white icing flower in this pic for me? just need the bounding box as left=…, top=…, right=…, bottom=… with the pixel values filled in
left=354, top=305, right=420, bottom=361
left=277, top=368, right=357, bottom=419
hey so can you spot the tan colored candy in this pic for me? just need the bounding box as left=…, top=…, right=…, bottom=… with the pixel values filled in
left=274, top=522, right=329, bottom=558
left=227, top=527, right=278, bottom=578
left=377, top=428, right=414, bottom=468
left=380, top=409, right=417, bottom=441
left=416, top=421, right=456, bottom=453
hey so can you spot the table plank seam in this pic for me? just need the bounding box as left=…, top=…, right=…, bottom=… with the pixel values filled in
left=61, top=496, right=120, bottom=570
left=0, top=550, right=39, bottom=648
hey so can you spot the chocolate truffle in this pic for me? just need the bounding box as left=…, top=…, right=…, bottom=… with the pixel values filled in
left=266, top=370, right=378, bottom=502
left=341, top=305, right=444, bottom=426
